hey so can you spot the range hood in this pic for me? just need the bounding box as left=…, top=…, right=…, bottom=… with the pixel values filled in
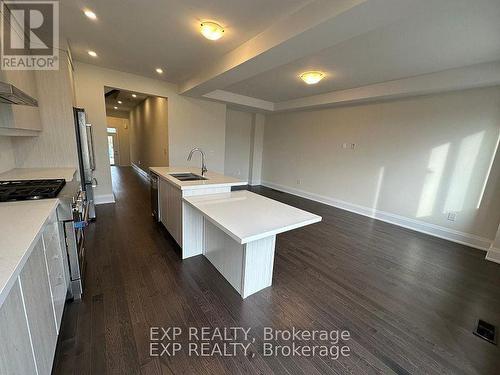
left=0, top=81, right=38, bottom=106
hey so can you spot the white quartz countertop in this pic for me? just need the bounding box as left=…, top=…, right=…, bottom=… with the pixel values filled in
left=0, top=168, right=77, bottom=182
left=0, top=199, right=59, bottom=306
left=183, top=190, right=322, bottom=244
left=149, top=166, right=247, bottom=190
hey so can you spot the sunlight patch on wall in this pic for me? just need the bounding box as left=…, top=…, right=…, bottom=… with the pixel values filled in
left=477, top=130, right=500, bottom=209
left=444, top=131, right=484, bottom=213
left=371, top=166, right=385, bottom=215
left=416, top=143, right=450, bottom=218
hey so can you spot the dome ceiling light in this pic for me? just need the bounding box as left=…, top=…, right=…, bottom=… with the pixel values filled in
left=300, top=71, right=325, bottom=85
left=200, top=21, right=225, bottom=41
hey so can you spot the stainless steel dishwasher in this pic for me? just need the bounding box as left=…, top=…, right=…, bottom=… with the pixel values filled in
left=150, top=172, right=159, bottom=221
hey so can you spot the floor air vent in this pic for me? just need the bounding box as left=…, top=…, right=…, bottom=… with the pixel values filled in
left=473, top=319, right=497, bottom=345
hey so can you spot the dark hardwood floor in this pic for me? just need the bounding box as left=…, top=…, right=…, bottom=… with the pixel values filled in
left=53, top=166, right=500, bottom=375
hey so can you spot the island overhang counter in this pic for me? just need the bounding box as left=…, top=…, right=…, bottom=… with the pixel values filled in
left=149, top=166, right=322, bottom=298
left=183, top=191, right=322, bottom=298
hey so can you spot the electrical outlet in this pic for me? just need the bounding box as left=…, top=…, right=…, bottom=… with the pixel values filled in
left=342, top=143, right=357, bottom=149
left=297, top=179, right=302, bottom=185
left=447, top=212, right=457, bottom=221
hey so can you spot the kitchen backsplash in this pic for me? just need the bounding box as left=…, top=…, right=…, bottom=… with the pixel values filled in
left=0, top=136, right=15, bottom=173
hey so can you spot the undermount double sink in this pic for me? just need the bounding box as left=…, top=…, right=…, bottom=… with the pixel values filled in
left=170, top=173, right=207, bottom=181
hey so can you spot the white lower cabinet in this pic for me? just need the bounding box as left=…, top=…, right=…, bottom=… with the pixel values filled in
left=159, top=177, right=168, bottom=227
left=0, top=210, right=68, bottom=375
left=159, top=179, right=183, bottom=246
left=0, top=280, right=38, bottom=375
left=157, top=178, right=232, bottom=257
left=20, top=238, right=58, bottom=375
left=42, top=212, right=68, bottom=332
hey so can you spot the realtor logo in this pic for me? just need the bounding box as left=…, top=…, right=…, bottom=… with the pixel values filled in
left=1, top=0, right=59, bottom=70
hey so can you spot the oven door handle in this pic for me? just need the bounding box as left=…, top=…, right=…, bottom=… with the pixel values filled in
left=73, top=199, right=90, bottom=229
left=74, top=221, right=88, bottom=229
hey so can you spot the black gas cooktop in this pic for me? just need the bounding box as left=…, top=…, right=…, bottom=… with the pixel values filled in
left=0, top=179, right=66, bottom=202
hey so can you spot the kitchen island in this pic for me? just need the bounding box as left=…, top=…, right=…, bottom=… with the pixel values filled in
left=149, top=167, right=247, bottom=258
left=150, top=167, right=321, bottom=298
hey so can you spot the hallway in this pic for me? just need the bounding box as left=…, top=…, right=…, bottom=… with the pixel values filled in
left=52, top=166, right=500, bottom=375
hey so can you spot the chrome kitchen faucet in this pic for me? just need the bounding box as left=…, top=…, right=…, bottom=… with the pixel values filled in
left=187, top=147, right=207, bottom=176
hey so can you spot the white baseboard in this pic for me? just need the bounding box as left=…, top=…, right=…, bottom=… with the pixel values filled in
left=95, top=193, right=115, bottom=205
left=261, top=180, right=492, bottom=251
left=132, top=163, right=149, bottom=180
left=486, top=248, right=500, bottom=264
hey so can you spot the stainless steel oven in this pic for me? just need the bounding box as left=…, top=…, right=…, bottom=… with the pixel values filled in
left=57, top=181, right=88, bottom=300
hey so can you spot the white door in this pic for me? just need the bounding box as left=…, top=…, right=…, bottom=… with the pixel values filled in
left=107, top=132, right=120, bottom=166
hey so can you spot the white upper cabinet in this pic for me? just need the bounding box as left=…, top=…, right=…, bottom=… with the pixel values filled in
left=0, top=69, right=42, bottom=132
left=0, top=6, right=41, bottom=132
left=0, top=6, right=42, bottom=135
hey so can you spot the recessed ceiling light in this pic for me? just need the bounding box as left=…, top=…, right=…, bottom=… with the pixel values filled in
left=200, top=21, right=224, bottom=41
left=113, top=106, right=118, bottom=109
left=299, top=71, right=325, bottom=85
left=84, top=9, right=97, bottom=20
left=117, top=100, right=122, bottom=104
left=132, top=94, right=137, bottom=98
left=155, top=68, right=163, bottom=74
left=88, top=50, right=97, bottom=57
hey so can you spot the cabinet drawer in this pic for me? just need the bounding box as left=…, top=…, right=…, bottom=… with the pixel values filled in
left=0, top=280, right=38, bottom=374
left=42, top=220, right=66, bottom=331
left=20, top=239, right=58, bottom=375
left=43, top=211, right=59, bottom=242
left=44, top=244, right=65, bottom=292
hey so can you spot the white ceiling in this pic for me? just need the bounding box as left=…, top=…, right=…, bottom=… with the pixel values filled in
left=104, top=87, right=149, bottom=114
left=61, top=0, right=309, bottom=83
left=224, top=0, right=500, bottom=102
left=62, top=0, right=500, bottom=110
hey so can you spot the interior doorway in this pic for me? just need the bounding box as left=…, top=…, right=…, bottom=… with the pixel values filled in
left=103, top=86, right=169, bottom=196
left=107, top=128, right=119, bottom=166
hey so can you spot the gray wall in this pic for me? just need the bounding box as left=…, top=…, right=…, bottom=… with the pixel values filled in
left=73, top=62, right=227, bottom=202
left=262, top=86, right=500, bottom=241
left=129, top=97, right=169, bottom=174
left=224, top=109, right=253, bottom=180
